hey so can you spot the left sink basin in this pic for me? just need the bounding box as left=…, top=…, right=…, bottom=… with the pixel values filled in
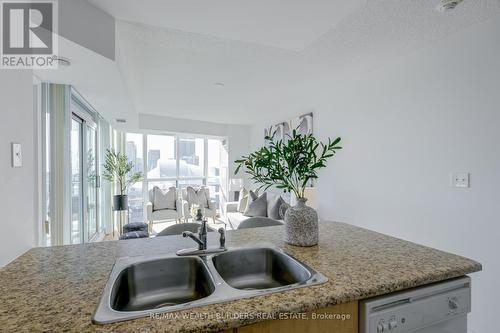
left=93, top=256, right=215, bottom=324
left=112, top=257, right=215, bottom=311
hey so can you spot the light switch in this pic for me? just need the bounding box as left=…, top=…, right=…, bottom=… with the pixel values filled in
left=12, top=143, right=22, bottom=167
left=451, top=172, right=470, bottom=188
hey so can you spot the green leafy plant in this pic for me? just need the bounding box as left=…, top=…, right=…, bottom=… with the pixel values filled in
left=102, top=149, right=143, bottom=196
left=235, top=129, right=342, bottom=199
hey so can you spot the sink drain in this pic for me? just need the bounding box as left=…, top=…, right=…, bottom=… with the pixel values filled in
left=153, top=302, right=177, bottom=309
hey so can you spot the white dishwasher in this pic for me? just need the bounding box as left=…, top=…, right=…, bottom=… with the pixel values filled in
left=360, top=276, right=471, bottom=333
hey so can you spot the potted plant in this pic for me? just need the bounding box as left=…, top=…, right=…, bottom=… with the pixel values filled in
left=102, top=149, right=143, bottom=212
left=235, top=129, right=341, bottom=246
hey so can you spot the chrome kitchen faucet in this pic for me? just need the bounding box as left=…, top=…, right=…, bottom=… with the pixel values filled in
left=177, top=210, right=227, bottom=256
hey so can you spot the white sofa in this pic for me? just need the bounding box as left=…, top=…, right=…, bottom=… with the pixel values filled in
left=225, top=192, right=288, bottom=230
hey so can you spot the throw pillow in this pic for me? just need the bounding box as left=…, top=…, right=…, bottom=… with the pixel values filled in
left=268, top=196, right=286, bottom=220
left=187, top=186, right=209, bottom=208
left=237, top=188, right=249, bottom=213
left=279, top=202, right=291, bottom=219
left=153, top=186, right=176, bottom=211
left=246, top=190, right=258, bottom=205
left=244, top=191, right=268, bottom=217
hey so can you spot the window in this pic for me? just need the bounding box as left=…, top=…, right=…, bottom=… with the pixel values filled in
left=207, top=139, right=223, bottom=208
left=126, top=133, right=144, bottom=225
left=178, top=179, right=204, bottom=190
left=126, top=133, right=143, bottom=174
left=178, top=137, right=204, bottom=178
left=147, top=134, right=176, bottom=178
left=123, top=133, right=227, bottom=223
left=207, top=140, right=222, bottom=178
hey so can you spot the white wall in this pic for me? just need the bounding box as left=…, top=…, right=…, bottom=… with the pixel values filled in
left=0, top=71, right=36, bottom=267
left=250, top=17, right=500, bottom=333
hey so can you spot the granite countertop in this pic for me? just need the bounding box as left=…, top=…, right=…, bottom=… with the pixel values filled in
left=0, top=221, right=481, bottom=333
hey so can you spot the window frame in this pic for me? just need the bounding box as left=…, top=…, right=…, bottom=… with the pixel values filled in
left=124, top=132, right=227, bottom=223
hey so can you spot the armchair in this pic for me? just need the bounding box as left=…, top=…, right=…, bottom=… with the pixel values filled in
left=146, top=187, right=185, bottom=231
left=181, top=187, right=218, bottom=223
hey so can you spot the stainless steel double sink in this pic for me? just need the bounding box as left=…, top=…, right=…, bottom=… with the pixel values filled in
left=93, top=246, right=328, bottom=324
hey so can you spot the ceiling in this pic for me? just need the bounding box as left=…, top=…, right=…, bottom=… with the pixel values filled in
left=87, top=0, right=366, bottom=51
left=43, top=0, right=500, bottom=126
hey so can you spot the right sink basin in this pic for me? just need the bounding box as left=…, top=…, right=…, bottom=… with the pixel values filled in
left=212, top=247, right=313, bottom=290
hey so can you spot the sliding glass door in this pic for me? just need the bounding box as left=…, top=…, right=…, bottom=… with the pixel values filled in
left=70, top=117, right=83, bottom=244
left=69, top=114, right=99, bottom=243
left=85, top=125, right=98, bottom=241
left=40, top=84, right=110, bottom=246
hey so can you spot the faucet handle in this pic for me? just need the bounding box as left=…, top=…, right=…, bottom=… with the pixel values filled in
left=218, top=228, right=226, bottom=249
left=195, top=208, right=203, bottom=221
left=199, top=219, right=208, bottom=234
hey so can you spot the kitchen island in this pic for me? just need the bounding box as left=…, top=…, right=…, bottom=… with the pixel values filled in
left=0, top=221, right=481, bottom=332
